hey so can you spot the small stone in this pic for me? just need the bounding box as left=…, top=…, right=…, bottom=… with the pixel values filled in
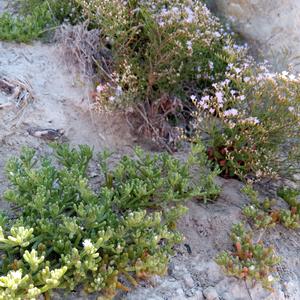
left=170, top=288, right=186, bottom=300
left=221, top=292, right=232, bottom=300
left=172, top=265, right=189, bottom=280
left=170, top=296, right=187, bottom=300
left=203, top=286, right=219, bottom=300
left=174, top=288, right=185, bottom=296
left=150, top=275, right=163, bottom=287
left=183, top=274, right=195, bottom=288
left=185, top=289, right=195, bottom=297
left=189, top=289, right=204, bottom=300
left=193, top=261, right=223, bottom=284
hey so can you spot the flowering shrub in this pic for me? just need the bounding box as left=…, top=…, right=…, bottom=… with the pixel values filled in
left=216, top=223, right=281, bottom=290
left=190, top=60, right=300, bottom=179
left=0, top=143, right=219, bottom=299
left=82, top=0, right=242, bottom=108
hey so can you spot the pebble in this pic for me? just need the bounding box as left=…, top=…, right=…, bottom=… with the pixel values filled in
left=203, top=286, right=219, bottom=300
left=221, top=292, right=232, bottom=300
left=189, top=289, right=204, bottom=300
left=183, top=274, right=195, bottom=288
left=171, top=265, right=189, bottom=280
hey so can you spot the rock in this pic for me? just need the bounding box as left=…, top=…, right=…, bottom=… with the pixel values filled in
left=150, top=275, right=163, bottom=287
left=214, top=277, right=286, bottom=300
left=221, top=292, right=232, bottom=300
left=174, top=288, right=185, bottom=296
left=189, top=289, right=204, bottom=300
left=170, top=288, right=186, bottom=300
left=158, top=279, right=182, bottom=293
left=207, top=0, right=300, bottom=72
left=27, top=127, right=64, bottom=141
left=193, top=261, right=223, bottom=284
left=171, top=264, right=189, bottom=280
left=203, top=286, right=219, bottom=300
left=183, top=274, right=195, bottom=288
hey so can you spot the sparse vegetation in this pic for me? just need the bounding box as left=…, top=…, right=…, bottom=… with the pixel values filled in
left=242, top=185, right=300, bottom=229
left=216, top=223, right=281, bottom=290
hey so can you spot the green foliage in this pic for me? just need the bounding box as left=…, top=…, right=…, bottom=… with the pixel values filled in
left=277, top=186, right=300, bottom=214
left=0, top=0, right=82, bottom=42
left=242, top=185, right=300, bottom=229
left=0, top=143, right=219, bottom=299
left=18, top=0, right=82, bottom=25
left=216, top=223, right=281, bottom=290
left=0, top=5, right=52, bottom=42
left=98, top=142, right=220, bottom=211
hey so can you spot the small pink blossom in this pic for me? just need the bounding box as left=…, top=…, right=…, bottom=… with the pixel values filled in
left=223, top=108, right=238, bottom=117
left=96, top=84, right=105, bottom=93
left=215, top=92, right=223, bottom=104
left=201, top=95, right=210, bottom=102
left=243, top=117, right=260, bottom=124
left=288, top=106, right=295, bottom=112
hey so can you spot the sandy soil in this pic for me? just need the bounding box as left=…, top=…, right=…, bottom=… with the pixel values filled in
left=0, top=2, right=299, bottom=300
left=0, top=41, right=135, bottom=200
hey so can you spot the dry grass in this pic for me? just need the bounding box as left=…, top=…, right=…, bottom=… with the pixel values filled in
left=55, top=22, right=102, bottom=77
left=0, top=76, right=34, bottom=109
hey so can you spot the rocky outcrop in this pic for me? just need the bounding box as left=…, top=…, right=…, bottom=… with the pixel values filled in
left=207, top=0, right=300, bottom=71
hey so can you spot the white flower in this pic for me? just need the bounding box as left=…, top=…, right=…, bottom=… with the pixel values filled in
left=239, top=95, right=246, bottom=101
left=108, top=96, right=116, bottom=102
left=282, top=71, right=289, bottom=76
left=215, top=92, right=223, bottom=104
left=244, top=77, right=250, bottom=83
left=186, top=40, right=193, bottom=50
left=115, top=85, right=123, bottom=96
left=96, top=84, right=105, bottom=93
left=201, top=95, right=210, bottom=102
left=249, top=265, right=255, bottom=271
left=288, top=106, right=295, bottom=112
left=243, top=117, right=260, bottom=124
left=209, top=108, right=215, bottom=114
left=223, top=108, right=238, bottom=117
left=209, top=61, right=214, bottom=70
left=83, top=239, right=93, bottom=249
left=213, top=31, right=221, bottom=38
left=190, top=95, right=197, bottom=101
left=268, top=275, right=274, bottom=282
left=234, top=67, right=242, bottom=74
left=185, top=7, right=195, bottom=23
